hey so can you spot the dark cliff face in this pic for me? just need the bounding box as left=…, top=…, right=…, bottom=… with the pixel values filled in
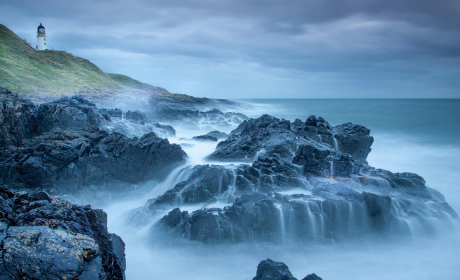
left=0, top=87, right=39, bottom=149
left=0, top=186, right=125, bottom=279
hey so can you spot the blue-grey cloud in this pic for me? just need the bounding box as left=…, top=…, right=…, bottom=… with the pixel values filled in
left=1, top=0, right=459, bottom=98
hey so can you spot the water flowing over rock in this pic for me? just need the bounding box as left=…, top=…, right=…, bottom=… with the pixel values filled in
left=0, top=186, right=125, bottom=279
left=152, top=107, right=248, bottom=130
left=149, top=115, right=457, bottom=244
left=102, top=109, right=176, bottom=139
left=0, top=126, right=186, bottom=193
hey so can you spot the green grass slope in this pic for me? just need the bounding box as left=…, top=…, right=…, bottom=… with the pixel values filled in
left=0, top=24, right=168, bottom=95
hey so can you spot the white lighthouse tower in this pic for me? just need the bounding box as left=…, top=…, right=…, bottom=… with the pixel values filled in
left=36, top=23, right=47, bottom=50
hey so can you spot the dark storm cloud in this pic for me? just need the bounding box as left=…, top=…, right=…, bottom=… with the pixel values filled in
left=1, top=0, right=459, bottom=98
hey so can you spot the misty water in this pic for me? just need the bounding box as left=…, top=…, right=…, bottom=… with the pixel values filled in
left=91, top=99, right=460, bottom=280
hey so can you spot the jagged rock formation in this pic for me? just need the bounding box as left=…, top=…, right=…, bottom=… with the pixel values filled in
left=0, top=186, right=125, bottom=279
left=0, top=127, right=186, bottom=192
left=208, top=115, right=297, bottom=161
left=208, top=114, right=374, bottom=164
left=253, top=259, right=297, bottom=280
left=0, top=88, right=187, bottom=193
left=192, top=135, right=218, bottom=141
left=103, top=109, right=176, bottom=139
left=252, top=259, right=321, bottom=280
left=147, top=114, right=457, bottom=244
left=151, top=106, right=248, bottom=129
left=204, top=130, right=229, bottom=139
left=37, top=95, right=109, bottom=133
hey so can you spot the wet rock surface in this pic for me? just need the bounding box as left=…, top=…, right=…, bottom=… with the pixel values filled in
left=209, top=114, right=374, bottom=164
left=150, top=114, right=457, bottom=244
left=253, top=259, right=297, bottom=280
left=0, top=87, right=38, bottom=149
left=252, top=259, right=321, bottom=280
left=208, top=114, right=297, bottom=161
left=0, top=127, right=186, bottom=192
left=0, top=186, right=125, bottom=279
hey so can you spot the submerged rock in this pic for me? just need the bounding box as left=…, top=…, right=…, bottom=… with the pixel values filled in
left=0, top=126, right=186, bottom=192
left=0, top=186, right=125, bottom=279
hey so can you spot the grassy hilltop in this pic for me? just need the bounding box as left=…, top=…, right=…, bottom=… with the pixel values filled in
left=0, top=24, right=168, bottom=95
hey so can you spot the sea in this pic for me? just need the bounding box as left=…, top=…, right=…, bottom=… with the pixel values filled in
left=98, top=99, right=460, bottom=280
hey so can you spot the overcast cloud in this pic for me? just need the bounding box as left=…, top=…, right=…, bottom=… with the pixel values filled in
left=1, top=0, right=460, bottom=98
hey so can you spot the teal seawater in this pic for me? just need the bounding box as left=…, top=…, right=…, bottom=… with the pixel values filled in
left=237, top=99, right=460, bottom=213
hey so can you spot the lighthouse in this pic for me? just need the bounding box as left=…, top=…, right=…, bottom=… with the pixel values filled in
left=36, top=23, right=47, bottom=50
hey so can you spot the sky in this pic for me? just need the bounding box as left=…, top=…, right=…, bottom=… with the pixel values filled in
left=1, top=0, right=460, bottom=99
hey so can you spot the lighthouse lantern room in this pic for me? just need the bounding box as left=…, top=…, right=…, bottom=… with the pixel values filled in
left=36, top=23, right=47, bottom=50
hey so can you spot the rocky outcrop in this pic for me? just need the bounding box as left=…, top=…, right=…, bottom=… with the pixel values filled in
left=152, top=143, right=457, bottom=244
left=208, top=115, right=297, bottom=161
left=333, top=122, right=374, bottom=164
left=0, top=126, right=186, bottom=192
left=0, top=186, right=125, bottom=279
left=37, top=95, right=109, bottom=133
left=209, top=114, right=374, bottom=164
left=253, top=259, right=296, bottom=280
left=252, top=259, right=321, bottom=280
left=292, top=142, right=362, bottom=177
left=192, top=135, right=218, bottom=141
left=302, top=274, right=323, bottom=280
left=151, top=106, right=248, bottom=129
left=103, top=109, right=176, bottom=139
left=205, top=130, right=229, bottom=139
left=0, top=87, right=38, bottom=149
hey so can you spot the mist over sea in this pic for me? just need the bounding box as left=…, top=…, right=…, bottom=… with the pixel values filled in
left=98, top=99, right=460, bottom=280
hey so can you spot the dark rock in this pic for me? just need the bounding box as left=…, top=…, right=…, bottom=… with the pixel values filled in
left=253, top=259, right=297, bottom=280
left=292, top=142, right=362, bottom=177
left=37, top=95, right=108, bottom=133
left=208, top=115, right=297, bottom=161
left=124, top=110, right=147, bottom=124
left=0, top=87, right=38, bottom=149
left=205, top=130, right=229, bottom=139
left=302, top=273, right=323, bottom=280
left=333, top=122, right=374, bottom=164
left=0, top=186, right=125, bottom=279
left=192, top=135, right=218, bottom=142
left=100, top=108, right=123, bottom=118
left=0, top=127, right=187, bottom=192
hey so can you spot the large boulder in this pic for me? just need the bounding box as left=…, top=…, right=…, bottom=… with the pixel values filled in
left=0, top=186, right=125, bottom=279
left=37, top=95, right=109, bottom=133
left=0, top=87, right=38, bottom=149
left=253, top=259, right=297, bottom=280
left=332, top=122, right=374, bottom=164
left=0, top=127, right=186, bottom=192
